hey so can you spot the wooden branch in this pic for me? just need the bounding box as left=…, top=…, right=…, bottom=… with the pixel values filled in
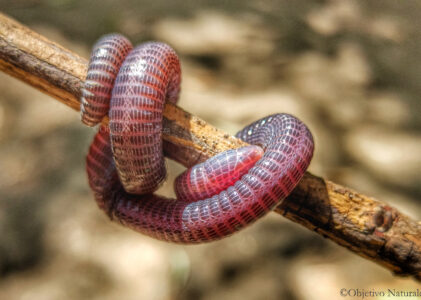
left=1, top=12, right=420, bottom=281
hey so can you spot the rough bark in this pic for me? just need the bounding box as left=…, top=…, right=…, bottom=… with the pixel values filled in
left=1, top=12, right=420, bottom=280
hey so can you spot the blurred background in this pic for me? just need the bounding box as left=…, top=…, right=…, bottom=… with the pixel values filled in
left=0, top=0, right=420, bottom=299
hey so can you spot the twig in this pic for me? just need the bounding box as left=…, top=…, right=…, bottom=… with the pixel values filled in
left=0, top=12, right=420, bottom=280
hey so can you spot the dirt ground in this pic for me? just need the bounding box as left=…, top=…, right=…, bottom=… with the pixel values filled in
left=0, top=0, right=420, bottom=299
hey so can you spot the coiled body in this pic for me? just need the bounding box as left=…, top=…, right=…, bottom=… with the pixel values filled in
left=81, top=34, right=314, bottom=244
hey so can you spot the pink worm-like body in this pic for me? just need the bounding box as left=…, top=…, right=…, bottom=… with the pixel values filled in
left=81, top=34, right=314, bottom=244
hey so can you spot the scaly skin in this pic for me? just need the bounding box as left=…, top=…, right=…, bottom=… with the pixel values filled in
left=81, top=34, right=133, bottom=126
left=174, top=145, right=264, bottom=202
left=81, top=34, right=315, bottom=244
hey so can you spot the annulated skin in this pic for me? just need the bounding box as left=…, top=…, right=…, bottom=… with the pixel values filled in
left=81, top=34, right=133, bottom=126
left=109, top=42, right=181, bottom=194
left=82, top=35, right=315, bottom=244
left=174, top=145, right=264, bottom=202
